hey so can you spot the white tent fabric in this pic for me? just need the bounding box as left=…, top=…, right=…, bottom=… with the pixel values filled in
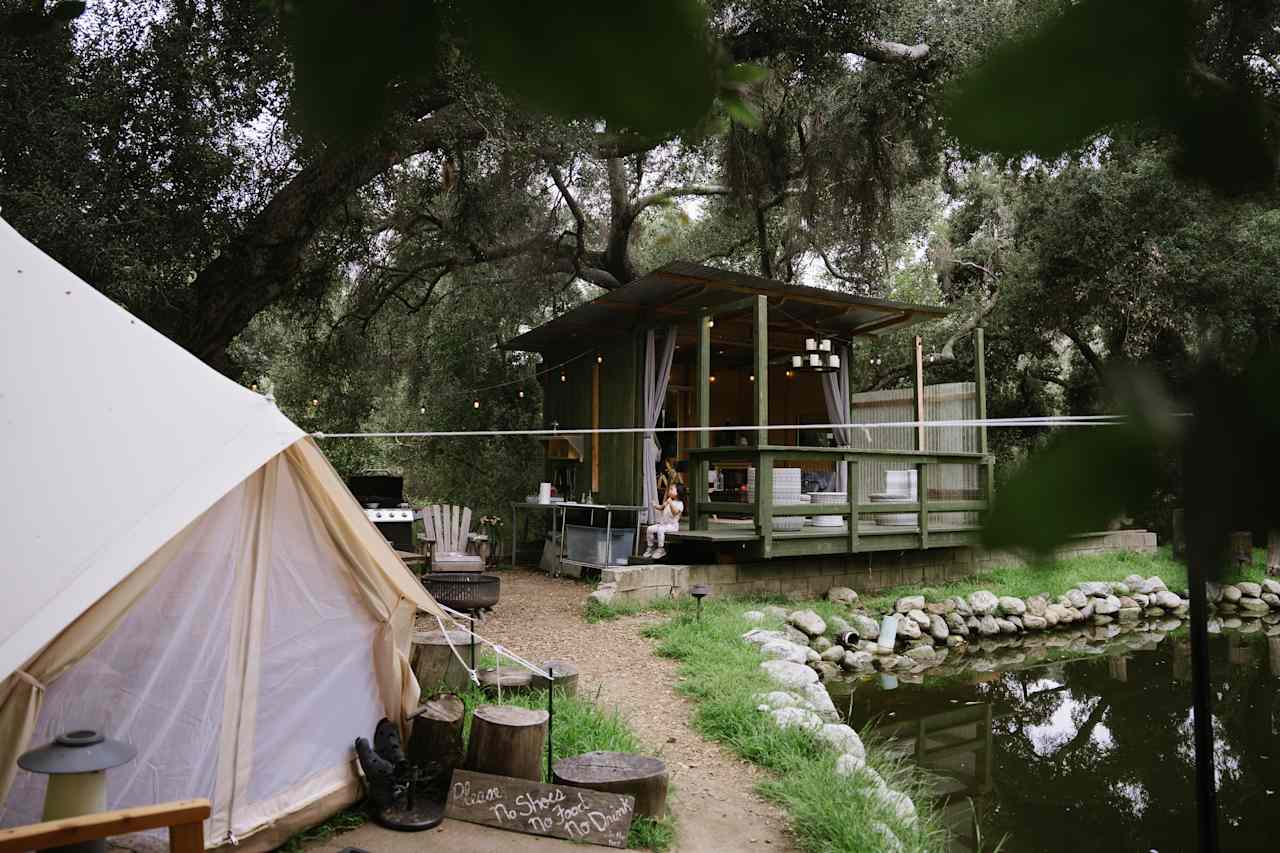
left=0, top=218, right=444, bottom=850
left=641, top=327, right=678, bottom=522
left=820, top=344, right=853, bottom=492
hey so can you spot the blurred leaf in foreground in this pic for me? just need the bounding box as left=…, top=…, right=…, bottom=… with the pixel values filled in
left=464, top=0, right=717, bottom=135
left=944, top=0, right=1275, bottom=193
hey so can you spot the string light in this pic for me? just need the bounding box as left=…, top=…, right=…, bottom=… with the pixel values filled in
left=473, top=400, right=480, bottom=409
left=560, top=372, right=567, bottom=383
left=785, top=370, right=794, bottom=378
left=250, top=383, right=258, bottom=392
left=596, top=354, right=603, bottom=364
left=518, top=390, right=525, bottom=398
left=310, top=398, right=319, bottom=406
left=420, top=406, right=426, bottom=414
left=749, top=374, right=755, bottom=382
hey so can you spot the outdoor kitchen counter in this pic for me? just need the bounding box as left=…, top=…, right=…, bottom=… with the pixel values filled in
left=509, top=501, right=645, bottom=576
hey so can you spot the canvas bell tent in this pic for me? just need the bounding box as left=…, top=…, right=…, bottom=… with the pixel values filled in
left=0, top=217, right=446, bottom=850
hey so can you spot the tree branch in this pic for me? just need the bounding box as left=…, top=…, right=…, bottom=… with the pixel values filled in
left=852, top=38, right=930, bottom=64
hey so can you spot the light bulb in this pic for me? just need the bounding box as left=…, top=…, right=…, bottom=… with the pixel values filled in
left=749, top=374, right=755, bottom=382
left=518, top=390, right=525, bottom=398
left=596, top=355, right=603, bottom=364
left=560, top=373, right=567, bottom=383
left=420, top=406, right=426, bottom=414
left=786, top=370, right=794, bottom=378
left=311, top=398, right=319, bottom=406
left=709, top=375, right=716, bottom=383
left=250, top=383, right=258, bottom=392
left=708, top=319, right=715, bottom=328
left=473, top=400, right=480, bottom=409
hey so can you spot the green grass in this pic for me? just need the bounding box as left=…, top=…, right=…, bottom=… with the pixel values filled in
left=584, top=594, right=680, bottom=623
left=277, top=807, right=367, bottom=853
left=645, top=600, right=944, bottom=853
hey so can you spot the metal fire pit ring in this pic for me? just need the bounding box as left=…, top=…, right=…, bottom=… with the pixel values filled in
left=423, top=573, right=501, bottom=611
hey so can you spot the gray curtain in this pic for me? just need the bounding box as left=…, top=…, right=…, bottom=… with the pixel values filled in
left=821, top=344, right=852, bottom=492
left=643, top=327, right=678, bottom=521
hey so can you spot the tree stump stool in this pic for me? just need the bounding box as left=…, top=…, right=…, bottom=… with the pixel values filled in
left=407, top=693, right=465, bottom=779
left=531, top=659, right=579, bottom=696
left=553, top=751, right=668, bottom=818
left=477, top=666, right=534, bottom=696
left=1230, top=531, right=1253, bottom=566
left=410, top=629, right=473, bottom=693
left=465, top=705, right=549, bottom=781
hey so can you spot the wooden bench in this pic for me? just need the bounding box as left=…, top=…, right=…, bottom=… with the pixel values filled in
left=0, top=799, right=210, bottom=853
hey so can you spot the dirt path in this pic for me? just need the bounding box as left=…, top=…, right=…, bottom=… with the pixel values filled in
left=461, top=569, right=796, bottom=853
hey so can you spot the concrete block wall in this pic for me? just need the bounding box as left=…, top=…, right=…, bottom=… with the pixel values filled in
left=600, top=529, right=1158, bottom=604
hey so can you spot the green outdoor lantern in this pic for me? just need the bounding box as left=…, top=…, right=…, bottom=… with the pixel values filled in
left=18, top=730, right=136, bottom=853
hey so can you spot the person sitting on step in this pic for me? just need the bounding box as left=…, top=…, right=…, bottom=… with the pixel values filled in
left=642, top=483, right=684, bottom=560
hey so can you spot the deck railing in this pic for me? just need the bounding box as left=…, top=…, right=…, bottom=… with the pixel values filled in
left=685, top=445, right=994, bottom=557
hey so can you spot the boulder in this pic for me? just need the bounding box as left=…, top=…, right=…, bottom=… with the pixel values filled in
left=760, top=640, right=810, bottom=664
left=977, top=615, right=999, bottom=636
left=1065, top=589, right=1088, bottom=609
left=588, top=583, right=617, bottom=606
left=1094, top=595, right=1122, bottom=615
left=1093, top=614, right=1114, bottom=625
left=907, top=609, right=931, bottom=628
left=926, top=600, right=955, bottom=615
left=742, top=628, right=789, bottom=646
left=1262, top=593, right=1280, bottom=609
left=783, top=625, right=811, bottom=645
left=819, top=645, right=845, bottom=663
left=1007, top=615, right=1024, bottom=631
left=755, top=691, right=799, bottom=710
left=834, top=752, right=865, bottom=777
left=929, top=614, right=950, bottom=641
left=805, top=647, right=821, bottom=664
left=877, top=789, right=918, bottom=827
left=1022, top=614, right=1048, bottom=630
left=872, top=822, right=904, bottom=853
left=1118, top=596, right=1138, bottom=609
left=1154, top=590, right=1183, bottom=610
left=814, top=661, right=842, bottom=681
left=895, top=595, right=926, bottom=613
left=763, top=605, right=790, bottom=620
left=1222, top=585, right=1243, bottom=603
left=1262, top=579, right=1280, bottom=596
left=966, top=615, right=981, bottom=631
left=1117, top=607, right=1141, bottom=623
left=760, top=659, right=819, bottom=689
left=945, top=612, right=968, bottom=635
left=1110, top=582, right=1131, bottom=596
left=1025, top=595, right=1048, bottom=617
left=1240, top=597, right=1270, bottom=615
left=896, top=615, right=922, bottom=640
left=827, top=586, right=859, bottom=605
left=1131, top=593, right=1150, bottom=608
left=742, top=610, right=766, bottom=623
left=842, top=650, right=875, bottom=672
left=946, top=634, right=966, bottom=648
left=904, top=645, right=938, bottom=665
left=812, top=636, right=833, bottom=653
left=1124, top=573, right=1145, bottom=587
left=1043, top=605, right=1064, bottom=627
left=952, top=596, right=973, bottom=616
left=769, top=707, right=822, bottom=732
left=1143, top=606, right=1166, bottom=618
left=816, top=723, right=865, bottom=759
left=1079, top=602, right=1095, bottom=620
left=850, top=614, right=881, bottom=640
left=788, top=610, right=827, bottom=637
left=968, top=590, right=999, bottom=616
left=1078, top=581, right=1112, bottom=597
left=827, top=615, right=852, bottom=636
left=1239, top=582, right=1262, bottom=598
left=995, top=617, right=1018, bottom=635
left=998, top=596, right=1026, bottom=616
left=801, top=683, right=840, bottom=720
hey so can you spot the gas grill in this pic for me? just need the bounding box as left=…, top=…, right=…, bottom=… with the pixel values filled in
left=346, top=474, right=415, bottom=552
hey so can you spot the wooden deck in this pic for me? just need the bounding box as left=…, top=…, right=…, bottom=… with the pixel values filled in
left=682, top=445, right=994, bottom=559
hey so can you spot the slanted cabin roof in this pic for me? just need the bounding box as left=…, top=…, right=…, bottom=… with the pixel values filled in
left=502, top=260, right=947, bottom=358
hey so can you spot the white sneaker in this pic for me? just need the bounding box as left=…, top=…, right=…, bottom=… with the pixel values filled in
left=641, top=547, right=655, bottom=558
left=652, top=547, right=666, bottom=560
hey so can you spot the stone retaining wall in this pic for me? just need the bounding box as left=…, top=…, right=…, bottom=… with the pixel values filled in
left=597, top=529, right=1157, bottom=605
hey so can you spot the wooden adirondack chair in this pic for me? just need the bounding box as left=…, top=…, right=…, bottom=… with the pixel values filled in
left=423, top=504, right=485, bottom=572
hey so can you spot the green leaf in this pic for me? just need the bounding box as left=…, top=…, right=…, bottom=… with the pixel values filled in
left=282, top=0, right=441, bottom=144
left=723, top=94, right=762, bottom=128
left=463, top=0, right=716, bottom=135
left=982, top=424, right=1160, bottom=557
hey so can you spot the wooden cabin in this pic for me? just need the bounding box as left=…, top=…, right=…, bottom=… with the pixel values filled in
left=502, top=261, right=993, bottom=562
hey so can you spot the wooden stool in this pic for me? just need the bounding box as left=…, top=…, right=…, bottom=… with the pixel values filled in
left=531, top=659, right=579, bottom=696
left=477, top=666, right=534, bottom=696
left=553, top=751, right=668, bottom=818
left=465, top=705, right=549, bottom=782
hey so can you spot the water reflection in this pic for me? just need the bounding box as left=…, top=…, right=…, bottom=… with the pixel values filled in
left=832, top=626, right=1280, bottom=852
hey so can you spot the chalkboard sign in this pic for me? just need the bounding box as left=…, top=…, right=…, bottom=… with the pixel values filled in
left=445, top=769, right=636, bottom=848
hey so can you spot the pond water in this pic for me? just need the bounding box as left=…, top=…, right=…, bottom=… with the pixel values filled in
left=828, top=622, right=1280, bottom=852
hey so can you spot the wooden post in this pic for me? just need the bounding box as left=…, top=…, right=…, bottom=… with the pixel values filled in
left=975, top=327, right=988, bottom=455
left=918, top=461, right=930, bottom=549
left=846, top=457, right=859, bottom=553
left=1267, top=529, right=1280, bottom=577
left=913, top=335, right=925, bottom=451
left=592, top=362, right=601, bottom=494
left=408, top=693, right=466, bottom=777
left=756, top=450, right=773, bottom=558
left=695, top=312, right=712, bottom=529
left=753, top=295, right=769, bottom=445
left=1230, top=531, right=1253, bottom=566
left=466, top=705, right=550, bottom=782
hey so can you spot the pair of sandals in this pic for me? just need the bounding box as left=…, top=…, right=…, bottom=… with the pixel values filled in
left=641, top=546, right=667, bottom=560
